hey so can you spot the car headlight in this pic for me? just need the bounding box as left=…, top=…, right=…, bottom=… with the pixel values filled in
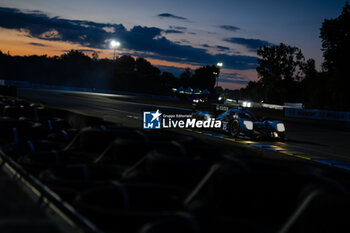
left=243, top=120, right=253, bottom=130
left=242, top=101, right=252, bottom=108
left=276, top=123, right=285, bottom=132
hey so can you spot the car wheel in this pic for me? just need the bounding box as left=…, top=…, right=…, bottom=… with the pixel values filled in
left=229, top=120, right=240, bottom=137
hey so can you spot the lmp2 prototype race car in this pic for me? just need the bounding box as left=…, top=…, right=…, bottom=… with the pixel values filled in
left=193, top=108, right=286, bottom=140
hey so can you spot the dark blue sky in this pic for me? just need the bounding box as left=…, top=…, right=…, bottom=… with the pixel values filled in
left=0, top=0, right=347, bottom=89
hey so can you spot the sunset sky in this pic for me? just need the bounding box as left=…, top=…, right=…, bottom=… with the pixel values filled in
left=0, top=0, right=347, bottom=89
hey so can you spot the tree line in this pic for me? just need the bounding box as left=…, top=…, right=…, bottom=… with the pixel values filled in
left=238, top=2, right=350, bottom=111
left=0, top=49, right=219, bottom=96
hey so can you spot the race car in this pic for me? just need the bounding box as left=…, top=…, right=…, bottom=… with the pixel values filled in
left=193, top=108, right=286, bottom=140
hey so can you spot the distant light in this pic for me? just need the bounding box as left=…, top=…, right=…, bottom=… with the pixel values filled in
left=110, top=40, right=120, bottom=48
left=217, top=62, right=223, bottom=67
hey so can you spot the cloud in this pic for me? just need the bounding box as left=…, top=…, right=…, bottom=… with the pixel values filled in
left=0, top=7, right=258, bottom=70
left=164, top=29, right=184, bottom=34
left=166, top=26, right=187, bottom=34
left=202, top=44, right=230, bottom=51
left=216, top=45, right=230, bottom=51
left=224, top=37, right=273, bottom=52
left=63, top=49, right=100, bottom=53
left=157, top=13, right=188, bottom=21
left=219, top=25, right=240, bottom=32
left=28, top=42, right=46, bottom=46
left=169, top=26, right=187, bottom=30
left=0, top=7, right=127, bottom=48
left=219, top=73, right=249, bottom=85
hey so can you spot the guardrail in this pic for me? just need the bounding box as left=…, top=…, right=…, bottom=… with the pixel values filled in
left=0, top=79, right=179, bottom=101
left=233, top=100, right=350, bottom=123
left=261, top=103, right=284, bottom=110
left=285, top=108, right=350, bottom=122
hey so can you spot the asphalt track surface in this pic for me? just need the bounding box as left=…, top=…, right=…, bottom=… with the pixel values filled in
left=17, top=88, right=350, bottom=168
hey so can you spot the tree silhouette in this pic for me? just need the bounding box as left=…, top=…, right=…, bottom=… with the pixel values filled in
left=135, top=57, right=160, bottom=76
left=114, top=55, right=136, bottom=91
left=256, top=43, right=305, bottom=104
left=115, top=55, right=135, bottom=71
left=191, top=65, right=219, bottom=92
left=320, top=1, right=350, bottom=110
left=92, top=51, right=99, bottom=60
left=161, top=72, right=178, bottom=89
left=179, top=68, right=192, bottom=88
left=300, top=59, right=330, bottom=109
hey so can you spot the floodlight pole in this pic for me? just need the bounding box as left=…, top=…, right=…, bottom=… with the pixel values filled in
left=110, top=40, right=120, bottom=61
left=216, top=62, right=223, bottom=87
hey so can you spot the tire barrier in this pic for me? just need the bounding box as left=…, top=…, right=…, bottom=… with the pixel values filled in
left=1, top=94, right=350, bottom=233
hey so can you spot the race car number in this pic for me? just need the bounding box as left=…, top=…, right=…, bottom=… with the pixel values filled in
left=216, top=105, right=229, bottom=111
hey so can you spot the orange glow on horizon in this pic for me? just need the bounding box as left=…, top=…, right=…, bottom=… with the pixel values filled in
left=0, top=28, right=257, bottom=90
left=0, top=28, right=199, bottom=69
left=0, top=28, right=80, bottom=56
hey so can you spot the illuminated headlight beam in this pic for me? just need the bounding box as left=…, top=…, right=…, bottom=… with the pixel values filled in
left=276, top=123, right=285, bottom=132
left=242, top=101, right=252, bottom=108
left=243, top=120, right=253, bottom=130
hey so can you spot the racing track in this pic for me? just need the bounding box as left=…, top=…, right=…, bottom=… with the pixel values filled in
left=17, top=88, right=350, bottom=169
